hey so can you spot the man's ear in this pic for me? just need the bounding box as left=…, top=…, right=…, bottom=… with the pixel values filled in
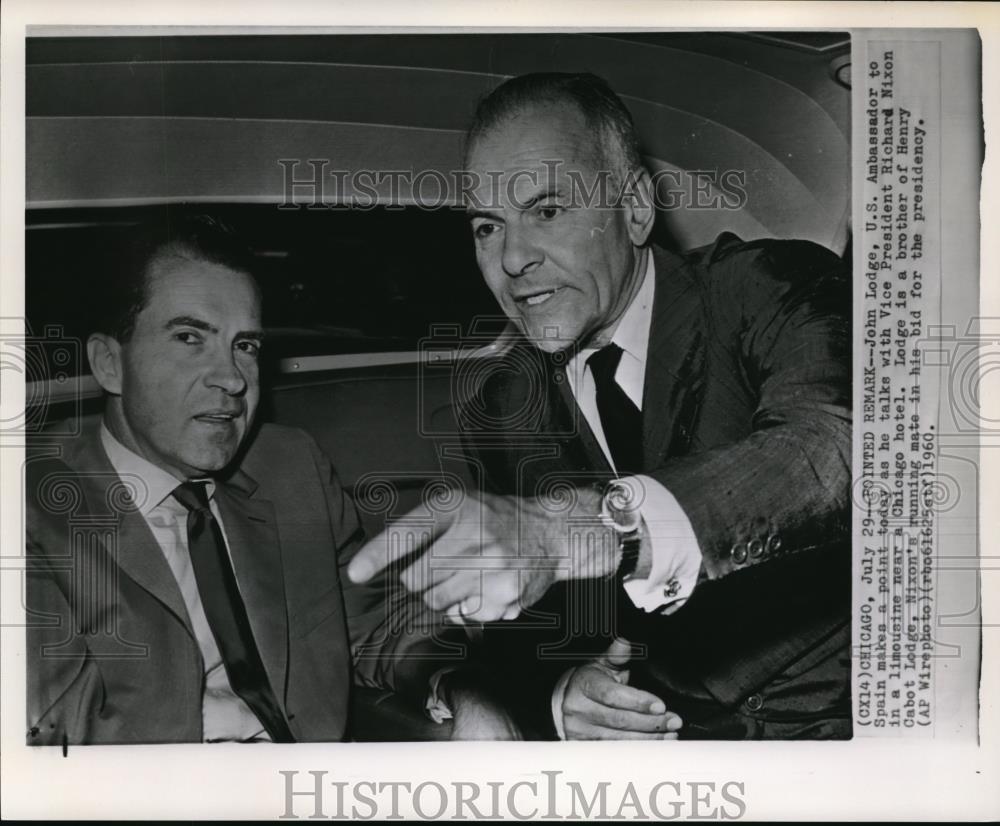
left=87, top=333, right=123, bottom=395
left=621, top=167, right=655, bottom=247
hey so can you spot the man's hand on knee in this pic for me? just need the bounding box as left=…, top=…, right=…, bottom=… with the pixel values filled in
left=444, top=672, right=523, bottom=741
left=560, top=638, right=683, bottom=740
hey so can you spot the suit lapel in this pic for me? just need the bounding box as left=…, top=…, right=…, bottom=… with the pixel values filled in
left=212, top=474, right=290, bottom=707
left=538, top=243, right=707, bottom=475
left=551, top=358, right=613, bottom=475
left=65, top=424, right=195, bottom=638
left=486, top=342, right=611, bottom=493
left=113, top=508, right=196, bottom=637
left=641, top=245, right=706, bottom=466
left=66, top=420, right=290, bottom=705
left=517, top=342, right=613, bottom=481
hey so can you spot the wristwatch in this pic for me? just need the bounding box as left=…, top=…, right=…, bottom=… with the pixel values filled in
left=600, top=479, right=643, bottom=578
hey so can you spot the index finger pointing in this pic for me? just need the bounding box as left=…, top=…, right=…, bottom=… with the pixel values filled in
left=347, top=507, right=454, bottom=583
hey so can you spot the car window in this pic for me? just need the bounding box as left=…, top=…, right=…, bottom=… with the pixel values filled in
left=26, top=203, right=504, bottom=377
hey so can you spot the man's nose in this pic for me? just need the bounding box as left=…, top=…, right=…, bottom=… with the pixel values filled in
left=205, top=351, right=248, bottom=395
left=501, top=223, right=543, bottom=278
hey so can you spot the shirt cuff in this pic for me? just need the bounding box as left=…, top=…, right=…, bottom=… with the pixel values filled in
left=551, top=667, right=577, bottom=740
left=621, top=475, right=701, bottom=614
left=424, top=667, right=459, bottom=723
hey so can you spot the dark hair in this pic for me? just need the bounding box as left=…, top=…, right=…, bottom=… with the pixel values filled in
left=95, top=211, right=258, bottom=342
left=464, top=72, right=643, bottom=181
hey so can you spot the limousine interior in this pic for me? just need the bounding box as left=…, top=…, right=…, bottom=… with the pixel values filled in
left=24, top=30, right=852, bottom=739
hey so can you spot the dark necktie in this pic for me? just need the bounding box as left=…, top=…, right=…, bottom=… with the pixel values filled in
left=173, top=481, right=294, bottom=743
left=587, top=343, right=643, bottom=474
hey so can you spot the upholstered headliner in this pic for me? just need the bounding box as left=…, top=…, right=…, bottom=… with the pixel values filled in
left=27, top=31, right=851, bottom=253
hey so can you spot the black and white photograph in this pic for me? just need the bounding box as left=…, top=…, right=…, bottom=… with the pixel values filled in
left=1, top=1, right=995, bottom=821
left=22, top=27, right=856, bottom=745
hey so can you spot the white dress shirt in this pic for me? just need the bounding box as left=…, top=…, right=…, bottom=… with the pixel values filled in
left=563, top=250, right=702, bottom=613
left=552, top=250, right=702, bottom=738
left=430, top=252, right=703, bottom=731
left=100, top=424, right=269, bottom=742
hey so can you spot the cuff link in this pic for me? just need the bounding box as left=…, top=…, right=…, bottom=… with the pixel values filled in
left=663, top=577, right=681, bottom=598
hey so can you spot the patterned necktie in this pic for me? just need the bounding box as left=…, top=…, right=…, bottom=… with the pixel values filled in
left=173, top=480, right=294, bottom=743
left=587, top=343, right=644, bottom=474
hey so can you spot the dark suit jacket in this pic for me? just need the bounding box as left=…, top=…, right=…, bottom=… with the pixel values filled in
left=25, top=417, right=423, bottom=744
left=461, top=234, right=852, bottom=738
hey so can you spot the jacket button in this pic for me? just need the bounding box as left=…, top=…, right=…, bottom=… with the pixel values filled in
left=766, top=533, right=783, bottom=553
left=744, top=693, right=764, bottom=712
left=29, top=726, right=39, bottom=737
left=748, top=538, right=764, bottom=558
left=730, top=543, right=748, bottom=564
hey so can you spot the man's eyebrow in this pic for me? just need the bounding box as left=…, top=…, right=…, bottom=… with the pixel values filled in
left=165, top=316, right=217, bottom=333
left=467, top=188, right=562, bottom=220
left=523, top=188, right=561, bottom=208
left=466, top=207, right=503, bottom=221
left=165, top=317, right=264, bottom=341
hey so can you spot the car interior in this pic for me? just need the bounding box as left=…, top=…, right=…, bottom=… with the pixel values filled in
left=24, top=30, right=852, bottom=739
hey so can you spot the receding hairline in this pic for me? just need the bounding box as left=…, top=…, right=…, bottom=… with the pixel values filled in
left=142, top=241, right=262, bottom=307
left=464, top=95, right=632, bottom=179
left=145, top=240, right=253, bottom=278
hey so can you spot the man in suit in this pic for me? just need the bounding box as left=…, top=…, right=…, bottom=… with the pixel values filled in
left=25, top=215, right=429, bottom=744
left=349, top=72, right=851, bottom=740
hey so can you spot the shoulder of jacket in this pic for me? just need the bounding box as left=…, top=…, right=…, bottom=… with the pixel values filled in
left=681, top=232, right=845, bottom=295
left=240, top=423, right=318, bottom=468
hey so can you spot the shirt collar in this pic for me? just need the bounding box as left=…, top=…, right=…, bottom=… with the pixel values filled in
left=100, top=421, right=213, bottom=515
left=572, top=248, right=655, bottom=366
left=609, top=248, right=655, bottom=365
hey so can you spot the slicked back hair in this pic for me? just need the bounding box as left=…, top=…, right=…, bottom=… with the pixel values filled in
left=94, top=212, right=259, bottom=343
left=464, top=72, right=644, bottom=185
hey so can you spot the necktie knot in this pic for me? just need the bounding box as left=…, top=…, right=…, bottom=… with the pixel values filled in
left=587, top=343, right=625, bottom=385
left=173, top=480, right=212, bottom=513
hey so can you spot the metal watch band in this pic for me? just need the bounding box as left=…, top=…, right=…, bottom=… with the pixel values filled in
left=617, top=532, right=642, bottom=578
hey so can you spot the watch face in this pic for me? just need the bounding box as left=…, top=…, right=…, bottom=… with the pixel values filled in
left=603, top=481, right=643, bottom=533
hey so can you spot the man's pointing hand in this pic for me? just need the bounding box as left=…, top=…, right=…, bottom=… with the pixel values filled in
left=347, top=488, right=621, bottom=622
